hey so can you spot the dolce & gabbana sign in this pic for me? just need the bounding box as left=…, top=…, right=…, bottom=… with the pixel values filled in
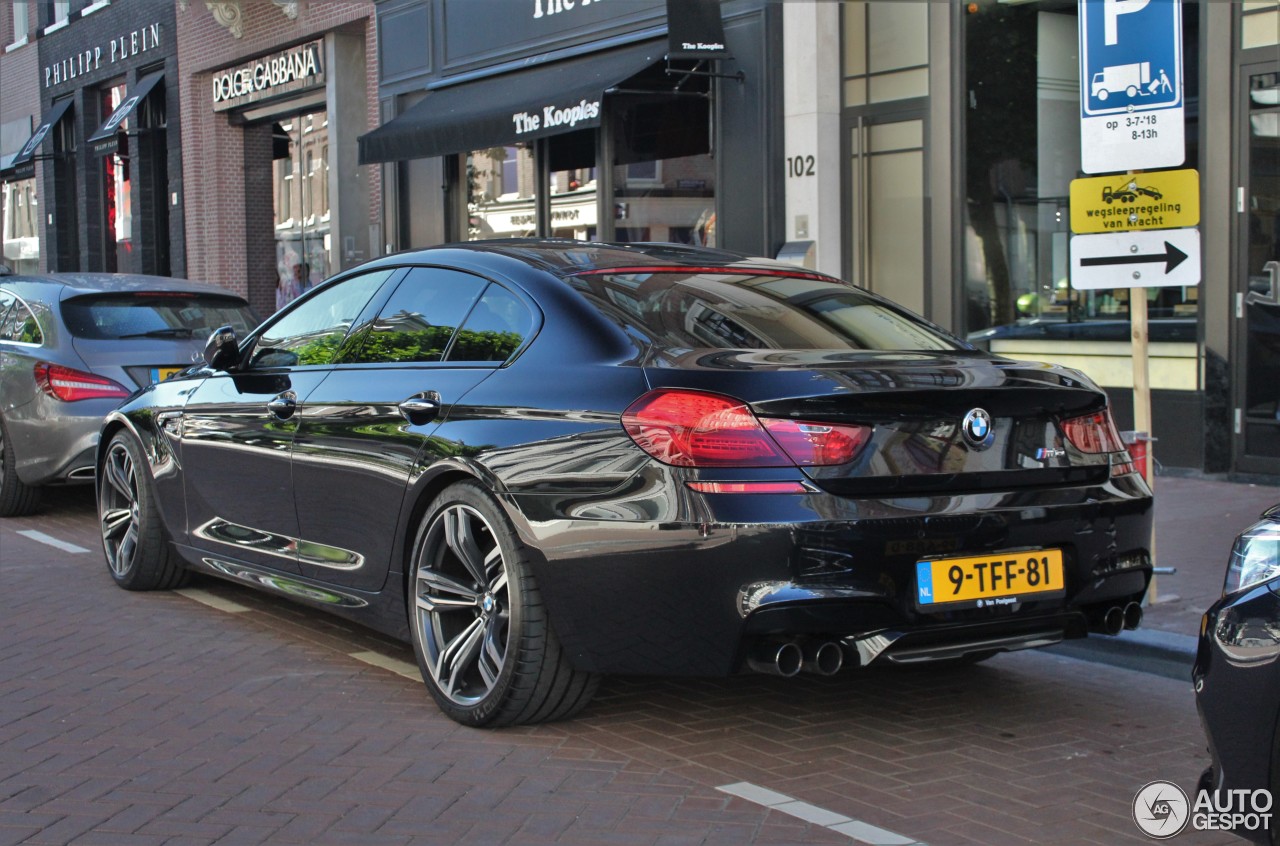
left=211, top=42, right=323, bottom=112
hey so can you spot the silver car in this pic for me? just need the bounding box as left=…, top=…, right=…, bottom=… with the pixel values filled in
left=0, top=270, right=257, bottom=516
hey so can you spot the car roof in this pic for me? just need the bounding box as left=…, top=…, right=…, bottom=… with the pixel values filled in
left=0, top=271, right=249, bottom=302
left=373, top=239, right=832, bottom=280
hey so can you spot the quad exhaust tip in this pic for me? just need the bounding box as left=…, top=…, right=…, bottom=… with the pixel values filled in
left=747, top=640, right=804, bottom=677
left=1090, top=603, right=1142, bottom=636
left=1102, top=605, right=1125, bottom=636
left=748, top=639, right=845, bottom=677
left=803, top=640, right=844, bottom=676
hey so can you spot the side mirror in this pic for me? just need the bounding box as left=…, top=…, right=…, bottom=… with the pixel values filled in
left=204, top=325, right=240, bottom=371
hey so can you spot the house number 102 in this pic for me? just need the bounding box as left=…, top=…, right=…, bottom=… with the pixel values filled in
left=786, top=155, right=815, bottom=178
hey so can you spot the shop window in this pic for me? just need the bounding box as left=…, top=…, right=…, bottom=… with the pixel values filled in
left=843, top=1, right=929, bottom=107
left=101, top=81, right=131, bottom=272
left=611, top=95, right=715, bottom=246
left=1243, top=3, right=1280, bottom=51
left=466, top=144, right=537, bottom=239
left=961, top=0, right=1200, bottom=344
left=3, top=178, right=39, bottom=273
left=272, top=109, right=331, bottom=307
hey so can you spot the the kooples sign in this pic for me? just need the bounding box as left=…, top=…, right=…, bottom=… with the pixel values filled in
left=43, top=23, right=162, bottom=89
left=532, top=0, right=607, bottom=19
left=512, top=98, right=601, bottom=135
left=211, top=42, right=323, bottom=112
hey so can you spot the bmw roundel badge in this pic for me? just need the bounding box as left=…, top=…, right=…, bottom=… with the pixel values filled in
left=961, top=408, right=994, bottom=450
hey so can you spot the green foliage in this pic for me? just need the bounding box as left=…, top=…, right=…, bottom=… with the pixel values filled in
left=347, top=326, right=522, bottom=364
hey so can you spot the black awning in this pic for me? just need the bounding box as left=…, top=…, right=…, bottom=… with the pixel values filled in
left=87, top=71, right=164, bottom=155
left=1, top=98, right=74, bottom=180
left=358, top=41, right=664, bottom=165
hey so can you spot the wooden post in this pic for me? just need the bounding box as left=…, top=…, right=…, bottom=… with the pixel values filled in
left=1131, top=264, right=1158, bottom=602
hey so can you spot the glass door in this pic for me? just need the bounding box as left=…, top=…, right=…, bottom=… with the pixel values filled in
left=1236, top=65, right=1280, bottom=473
left=847, top=109, right=928, bottom=316
left=272, top=110, right=331, bottom=310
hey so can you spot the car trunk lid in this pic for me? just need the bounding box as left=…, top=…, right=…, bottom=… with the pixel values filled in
left=642, top=350, right=1118, bottom=494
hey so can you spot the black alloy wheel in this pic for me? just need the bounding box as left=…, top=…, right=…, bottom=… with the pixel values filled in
left=0, top=415, right=41, bottom=517
left=98, top=432, right=186, bottom=590
left=409, top=481, right=597, bottom=727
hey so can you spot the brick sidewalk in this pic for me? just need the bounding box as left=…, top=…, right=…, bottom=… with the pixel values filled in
left=1141, top=475, right=1280, bottom=637
left=0, top=488, right=1241, bottom=846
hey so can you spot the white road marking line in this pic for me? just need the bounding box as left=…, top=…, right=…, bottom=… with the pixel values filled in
left=15, top=530, right=90, bottom=554
left=717, top=782, right=926, bottom=846
left=175, top=588, right=251, bottom=614
left=348, top=650, right=419, bottom=681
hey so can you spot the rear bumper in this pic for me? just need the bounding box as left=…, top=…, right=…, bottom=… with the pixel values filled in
left=514, top=471, right=1154, bottom=675
left=8, top=394, right=119, bottom=485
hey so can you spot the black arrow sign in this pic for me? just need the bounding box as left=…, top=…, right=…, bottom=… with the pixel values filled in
left=1080, top=241, right=1189, bottom=274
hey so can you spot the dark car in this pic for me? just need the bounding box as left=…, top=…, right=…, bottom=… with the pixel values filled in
left=96, top=240, right=1154, bottom=727
left=0, top=271, right=257, bottom=516
left=1194, top=505, right=1280, bottom=845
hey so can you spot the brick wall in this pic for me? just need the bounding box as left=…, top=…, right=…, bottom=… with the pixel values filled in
left=176, top=1, right=380, bottom=308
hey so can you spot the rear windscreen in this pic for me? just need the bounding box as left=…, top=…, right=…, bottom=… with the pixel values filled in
left=567, top=271, right=965, bottom=352
left=61, top=294, right=258, bottom=341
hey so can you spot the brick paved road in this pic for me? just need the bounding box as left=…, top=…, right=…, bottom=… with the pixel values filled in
left=0, top=487, right=1239, bottom=845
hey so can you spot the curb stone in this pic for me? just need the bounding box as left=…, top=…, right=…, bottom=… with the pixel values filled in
left=1047, top=627, right=1198, bottom=682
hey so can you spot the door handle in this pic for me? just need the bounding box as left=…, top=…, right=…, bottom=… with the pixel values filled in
left=267, top=392, right=297, bottom=419
left=1247, top=261, right=1280, bottom=307
left=398, top=394, right=440, bottom=424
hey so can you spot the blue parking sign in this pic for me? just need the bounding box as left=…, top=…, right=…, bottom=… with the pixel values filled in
left=1079, top=0, right=1185, bottom=173
left=1081, top=0, right=1182, bottom=116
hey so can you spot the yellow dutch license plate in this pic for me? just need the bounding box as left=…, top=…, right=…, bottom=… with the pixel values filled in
left=915, top=549, right=1065, bottom=610
left=150, top=367, right=182, bottom=383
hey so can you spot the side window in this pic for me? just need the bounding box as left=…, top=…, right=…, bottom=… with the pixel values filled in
left=250, top=270, right=393, bottom=368
left=0, top=291, right=16, bottom=339
left=347, top=267, right=487, bottom=364
left=447, top=284, right=534, bottom=364
left=12, top=302, right=43, bottom=344
left=0, top=294, right=42, bottom=345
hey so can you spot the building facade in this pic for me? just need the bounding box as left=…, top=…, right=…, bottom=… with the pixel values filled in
left=1, top=0, right=180, bottom=277
left=175, top=0, right=380, bottom=317
left=362, top=0, right=784, bottom=259
left=777, top=0, right=1278, bottom=478
left=0, top=2, right=43, bottom=275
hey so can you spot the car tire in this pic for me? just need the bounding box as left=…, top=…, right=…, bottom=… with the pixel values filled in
left=98, top=431, right=187, bottom=591
left=0, top=415, right=41, bottom=517
left=409, top=481, right=598, bottom=727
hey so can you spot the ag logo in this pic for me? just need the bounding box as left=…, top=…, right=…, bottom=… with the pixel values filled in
left=961, top=408, right=994, bottom=451
left=1133, top=781, right=1190, bottom=839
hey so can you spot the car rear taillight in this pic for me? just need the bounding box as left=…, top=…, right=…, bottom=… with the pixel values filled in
left=1060, top=409, right=1125, bottom=453
left=622, top=389, right=871, bottom=468
left=34, top=362, right=131, bottom=402
left=1060, top=408, right=1136, bottom=474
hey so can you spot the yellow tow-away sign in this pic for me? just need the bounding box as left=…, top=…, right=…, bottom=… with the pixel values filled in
left=1069, top=168, right=1200, bottom=234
